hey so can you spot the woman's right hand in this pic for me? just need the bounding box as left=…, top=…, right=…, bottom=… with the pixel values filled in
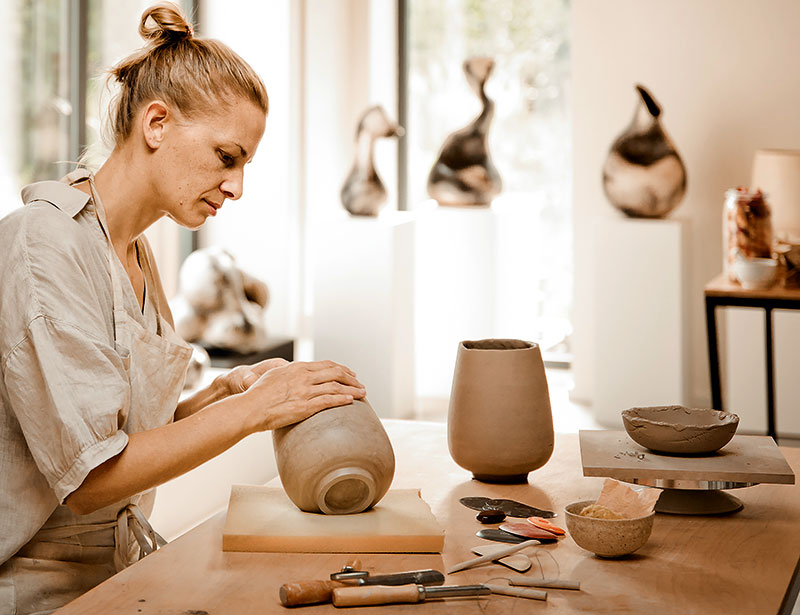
left=242, top=360, right=366, bottom=431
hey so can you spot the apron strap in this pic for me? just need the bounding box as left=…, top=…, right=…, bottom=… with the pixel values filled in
left=30, top=504, right=166, bottom=573
left=114, top=503, right=167, bottom=572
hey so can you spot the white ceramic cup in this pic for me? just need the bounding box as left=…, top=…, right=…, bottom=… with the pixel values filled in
left=732, top=255, right=777, bottom=289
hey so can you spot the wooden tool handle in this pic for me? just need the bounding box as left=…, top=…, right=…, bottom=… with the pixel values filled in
left=332, top=585, right=422, bottom=607
left=484, top=584, right=547, bottom=601
left=507, top=576, right=581, bottom=591
left=280, top=579, right=342, bottom=607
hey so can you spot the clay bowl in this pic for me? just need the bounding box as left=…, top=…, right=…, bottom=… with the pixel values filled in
left=621, top=405, right=739, bottom=455
left=564, top=500, right=654, bottom=558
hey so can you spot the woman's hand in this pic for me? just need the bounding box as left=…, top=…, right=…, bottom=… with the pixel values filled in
left=243, top=360, right=366, bottom=431
left=215, top=357, right=289, bottom=397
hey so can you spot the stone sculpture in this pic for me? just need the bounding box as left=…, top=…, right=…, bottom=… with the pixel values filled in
left=171, top=246, right=269, bottom=354
left=602, top=84, right=687, bottom=218
left=340, top=105, right=404, bottom=217
left=273, top=398, right=395, bottom=515
left=427, top=57, right=502, bottom=207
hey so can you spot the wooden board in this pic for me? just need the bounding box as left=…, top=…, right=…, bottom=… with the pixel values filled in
left=580, top=430, right=796, bottom=484
left=222, top=486, right=445, bottom=553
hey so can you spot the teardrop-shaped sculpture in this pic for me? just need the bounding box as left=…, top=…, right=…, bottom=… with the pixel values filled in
left=340, top=105, right=404, bottom=217
left=272, top=399, right=395, bottom=514
left=427, top=57, right=502, bottom=207
left=448, top=339, right=554, bottom=483
left=602, top=84, right=687, bottom=219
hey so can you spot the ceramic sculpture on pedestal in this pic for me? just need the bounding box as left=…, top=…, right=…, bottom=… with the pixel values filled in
left=340, top=105, right=404, bottom=217
left=427, top=57, right=502, bottom=207
left=273, top=398, right=395, bottom=515
left=448, top=339, right=554, bottom=483
left=602, top=84, right=686, bottom=218
left=170, top=246, right=270, bottom=353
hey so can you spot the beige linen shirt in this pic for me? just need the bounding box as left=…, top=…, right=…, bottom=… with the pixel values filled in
left=0, top=176, right=164, bottom=565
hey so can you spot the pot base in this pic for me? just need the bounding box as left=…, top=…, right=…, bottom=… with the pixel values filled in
left=472, top=473, right=529, bottom=484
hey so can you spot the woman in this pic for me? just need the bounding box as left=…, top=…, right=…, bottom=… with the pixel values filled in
left=0, top=4, right=365, bottom=613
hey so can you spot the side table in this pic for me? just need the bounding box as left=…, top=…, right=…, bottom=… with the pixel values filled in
left=705, top=274, right=800, bottom=439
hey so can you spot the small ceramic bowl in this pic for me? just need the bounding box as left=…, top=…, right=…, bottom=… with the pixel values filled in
left=621, top=405, right=739, bottom=454
left=564, top=500, right=654, bottom=558
left=732, top=256, right=778, bottom=289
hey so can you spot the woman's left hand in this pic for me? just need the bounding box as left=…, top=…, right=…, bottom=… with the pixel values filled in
left=216, top=358, right=289, bottom=397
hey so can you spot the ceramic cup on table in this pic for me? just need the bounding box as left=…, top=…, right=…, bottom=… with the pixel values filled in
left=272, top=398, right=395, bottom=515
left=447, top=339, right=554, bottom=483
left=732, top=255, right=778, bottom=289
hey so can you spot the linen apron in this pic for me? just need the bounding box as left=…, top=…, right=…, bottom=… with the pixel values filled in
left=3, top=174, right=191, bottom=615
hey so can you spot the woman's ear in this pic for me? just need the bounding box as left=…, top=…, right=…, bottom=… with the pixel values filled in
left=141, top=100, right=170, bottom=150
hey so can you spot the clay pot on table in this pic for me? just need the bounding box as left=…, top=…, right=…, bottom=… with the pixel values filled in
left=447, top=339, right=554, bottom=483
left=272, top=398, right=395, bottom=515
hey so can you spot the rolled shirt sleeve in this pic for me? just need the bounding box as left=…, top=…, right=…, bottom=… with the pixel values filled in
left=3, top=315, right=130, bottom=503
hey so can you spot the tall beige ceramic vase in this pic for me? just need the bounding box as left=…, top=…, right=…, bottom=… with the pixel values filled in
left=272, top=399, right=395, bottom=514
left=448, top=339, right=554, bottom=483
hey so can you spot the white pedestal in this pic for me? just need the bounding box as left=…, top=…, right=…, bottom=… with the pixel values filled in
left=312, top=211, right=415, bottom=418
left=592, top=216, right=688, bottom=427
left=414, top=202, right=497, bottom=398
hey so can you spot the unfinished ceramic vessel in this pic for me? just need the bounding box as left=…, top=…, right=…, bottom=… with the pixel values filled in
left=602, top=84, right=686, bottom=218
left=448, top=339, right=553, bottom=483
left=565, top=500, right=654, bottom=558
left=272, top=399, right=395, bottom=515
left=622, top=405, right=739, bottom=455
left=427, top=57, right=502, bottom=207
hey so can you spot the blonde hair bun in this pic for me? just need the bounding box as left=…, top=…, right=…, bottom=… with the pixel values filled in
left=140, top=2, right=193, bottom=46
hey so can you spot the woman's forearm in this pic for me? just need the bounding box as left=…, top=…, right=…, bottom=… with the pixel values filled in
left=65, top=360, right=366, bottom=516
left=65, top=391, right=258, bottom=515
left=174, top=376, right=229, bottom=421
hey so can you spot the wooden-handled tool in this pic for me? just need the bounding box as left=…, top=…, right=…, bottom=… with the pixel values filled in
left=280, top=580, right=344, bottom=607
left=332, top=584, right=490, bottom=607
left=280, top=566, right=444, bottom=607
left=507, top=576, right=581, bottom=590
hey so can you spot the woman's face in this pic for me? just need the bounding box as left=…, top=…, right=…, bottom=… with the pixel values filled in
left=150, top=99, right=267, bottom=229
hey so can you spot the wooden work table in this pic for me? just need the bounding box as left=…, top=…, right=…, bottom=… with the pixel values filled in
left=56, top=420, right=800, bottom=615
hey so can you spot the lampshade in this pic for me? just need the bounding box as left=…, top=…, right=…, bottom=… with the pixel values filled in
left=750, top=148, right=800, bottom=241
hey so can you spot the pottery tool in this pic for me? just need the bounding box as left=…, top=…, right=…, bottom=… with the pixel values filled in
left=506, top=576, right=581, bottom=591
left=482, top=584, right=547, bottom=601
left=332, top=584, right=490, bottom=607
left=470, top=545, right=531, bottom=572
left=476, top=509, right=506, bottom=524
left=460, top=496, right=556, bottom=519
left=499, top=522, right=561, bottom=541
left=447, top=540, right=539, bottom=574
left=476, top=529, right=530, bottom=544
left=329, top=569, right=445, bottom=586
left=527, top=517, right=566, bottom=535
left=280, top=568, right=445, bottom=607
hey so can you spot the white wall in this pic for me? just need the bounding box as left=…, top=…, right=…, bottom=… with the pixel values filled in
left=571, top=0, right=800, bottom=408
left=199, top=0, right=296, bottom=336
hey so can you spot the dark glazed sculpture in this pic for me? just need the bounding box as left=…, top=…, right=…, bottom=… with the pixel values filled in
left=340, top=105, right=404, bottom=217
left=272, top=398, right=395, bottom=515
left=427, top=57, right=502, bottom=207
left=602, top=84, right=687, bottom=218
